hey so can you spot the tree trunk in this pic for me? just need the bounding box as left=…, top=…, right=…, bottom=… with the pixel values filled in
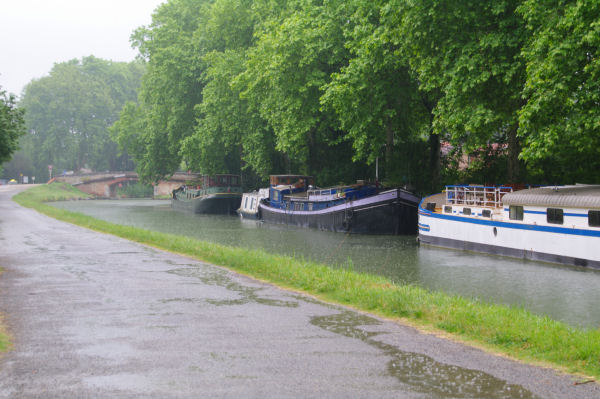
left=507, top=126, right=520, bottom=183
left=306, top=127, right=318, bottom=177
left=422, top=94, right=440, bottom=192
left=385, top=121, right=394, bottom=178
left=429, top=132, right=440, bottom=192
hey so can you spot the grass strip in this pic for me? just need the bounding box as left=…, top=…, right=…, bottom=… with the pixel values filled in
left=0, top=268, right=10, bottom=353
left=12, top=183, right=600, bottom=379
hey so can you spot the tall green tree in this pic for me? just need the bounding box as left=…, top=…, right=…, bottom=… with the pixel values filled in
left=321, top=0, right=429, bottom=187
left=18, top=56, right=144, bottom=180
left=179, top=0, right=281, bottom=186
left=238, top=0, right=355, bottom=179
left=395, top=0, right=527, bottom=184
left=121, top=0, right=212, bottom=182
left=518, top=0, right=600, bottom=183
left=0, top=88, right=26, bottom=168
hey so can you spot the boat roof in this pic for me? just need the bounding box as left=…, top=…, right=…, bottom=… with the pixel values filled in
left=502, top=185, right=600, bottom=209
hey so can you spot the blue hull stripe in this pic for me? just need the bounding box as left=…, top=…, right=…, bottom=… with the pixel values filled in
left=419, top=203, right=600, bottom=238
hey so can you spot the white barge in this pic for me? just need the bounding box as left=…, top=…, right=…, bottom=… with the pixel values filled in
left=418, top=184, right=600, bottom=268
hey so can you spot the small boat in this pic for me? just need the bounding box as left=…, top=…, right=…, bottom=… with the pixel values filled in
left=259, top=175, right=420, bottom=234
left=171, top=174, right=242, bottom=214
left=418, top=184, right=600, bottom=268
left=238, top=188, right=270, bottom=219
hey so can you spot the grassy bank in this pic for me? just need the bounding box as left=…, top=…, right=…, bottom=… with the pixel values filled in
left=0, top=268, right=9, bottom=354
left=12, top=183, right=600, bottom=380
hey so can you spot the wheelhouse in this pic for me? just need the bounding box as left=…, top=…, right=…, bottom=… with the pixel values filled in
left=268, top=175, right=314, bottom=209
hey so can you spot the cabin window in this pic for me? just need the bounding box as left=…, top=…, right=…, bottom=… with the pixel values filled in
left=482, top=210, right=491, bottom=218
left=272, top=191, right=279, bottom=202
left=444, top=205, right=452, bottom=214
left=589, top=211, right=600, bottom=227
left=463, top=207, right=471, bottom=216
left=547, top=208, right=563, bottom=225
left=308, top=203, right=313, bottom=211
left=426, top=202, right=436, bottom=211
left=250, top=198, right=255, bottom=210
left=244, top=197, right=248, bottom=209
left=509, top=205, right=523, bottom=221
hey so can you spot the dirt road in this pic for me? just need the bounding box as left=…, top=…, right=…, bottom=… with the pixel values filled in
left=0, top=185, right=597, bottom=398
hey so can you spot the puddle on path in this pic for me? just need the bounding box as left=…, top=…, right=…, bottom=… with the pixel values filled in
left=311, top=311, right=537, bottom=399
left=166, top=264, right=535, bottom=397
left=166, top=267, right=298, bottom=308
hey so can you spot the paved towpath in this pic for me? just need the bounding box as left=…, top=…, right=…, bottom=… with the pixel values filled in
left=0, top=184, right=598, bottom=398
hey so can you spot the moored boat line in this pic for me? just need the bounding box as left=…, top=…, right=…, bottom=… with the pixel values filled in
left=418, top=184, right=600, bottom=268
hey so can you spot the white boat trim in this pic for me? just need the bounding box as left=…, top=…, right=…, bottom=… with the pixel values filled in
left=260, top=189, right=399, bottom=215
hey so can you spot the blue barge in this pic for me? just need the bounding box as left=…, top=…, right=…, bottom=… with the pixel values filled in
left=259, top=175, right=420, bottom=234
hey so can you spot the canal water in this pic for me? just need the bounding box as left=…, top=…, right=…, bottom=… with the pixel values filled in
left=51, top=199, right=600, bottom=329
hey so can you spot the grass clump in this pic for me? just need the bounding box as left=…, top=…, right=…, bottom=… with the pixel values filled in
left=11, top=183, right=600, bottom=379
left=15, top=182, right=93, bottom=204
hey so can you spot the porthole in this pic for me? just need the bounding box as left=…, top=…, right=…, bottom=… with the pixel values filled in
left=493, top=227, right=497, bottom=237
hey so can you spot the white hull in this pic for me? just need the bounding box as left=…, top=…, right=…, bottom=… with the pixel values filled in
left=418, top=186, right=600, bottom=268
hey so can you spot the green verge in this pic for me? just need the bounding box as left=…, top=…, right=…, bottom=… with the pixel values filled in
left=12, top=183, right=600, bottom=379
left=0, top=268, right=10, bottom=353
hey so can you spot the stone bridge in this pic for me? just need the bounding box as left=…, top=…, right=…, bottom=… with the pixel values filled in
left=51, top=172, right=200, bottom=198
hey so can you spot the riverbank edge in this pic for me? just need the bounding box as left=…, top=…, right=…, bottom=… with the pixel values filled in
left=11, top=183, right=600, bottom=381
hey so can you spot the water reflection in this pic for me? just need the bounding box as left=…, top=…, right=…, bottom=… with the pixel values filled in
left=50, top=199, right=600, bottom=328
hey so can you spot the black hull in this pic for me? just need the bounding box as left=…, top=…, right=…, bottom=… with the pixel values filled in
left=172, top=194, right=241, bottom=215
left=260, top=190, right=418, bottom=235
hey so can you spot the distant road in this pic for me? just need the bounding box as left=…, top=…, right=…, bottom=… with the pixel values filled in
left=0, top=185, right=597, bottom=398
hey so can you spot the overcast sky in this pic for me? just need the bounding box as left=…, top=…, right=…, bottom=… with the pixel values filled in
left=0, top=0, right=165, bottom=97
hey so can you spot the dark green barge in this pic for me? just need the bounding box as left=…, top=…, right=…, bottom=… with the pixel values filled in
left=171, top=174, right=242, bottom=215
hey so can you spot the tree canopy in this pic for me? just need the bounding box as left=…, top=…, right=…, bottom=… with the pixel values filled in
left=10, top=0, right=597, bottom=190
left=114, top=0, right=599, bottom=191
left=518, top=0, right=600, bottom=182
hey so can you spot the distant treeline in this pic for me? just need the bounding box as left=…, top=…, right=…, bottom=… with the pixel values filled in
left=8, top=0, right=599, bottom=193
left=4, top=56, right=145, bottom=182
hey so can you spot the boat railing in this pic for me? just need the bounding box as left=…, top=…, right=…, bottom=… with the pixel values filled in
left=445, top=185, right=512, bottom=208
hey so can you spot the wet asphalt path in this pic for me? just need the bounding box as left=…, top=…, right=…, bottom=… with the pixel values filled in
left=0, top=185, right=598, bottom=398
